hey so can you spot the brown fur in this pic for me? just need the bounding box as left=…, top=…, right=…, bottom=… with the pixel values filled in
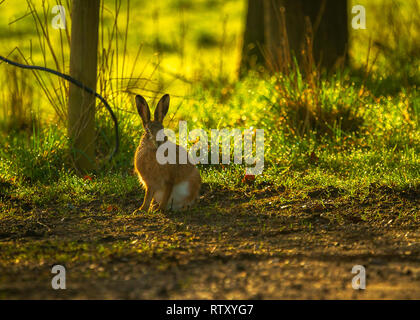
left=134, top=94, right=201, bottom=212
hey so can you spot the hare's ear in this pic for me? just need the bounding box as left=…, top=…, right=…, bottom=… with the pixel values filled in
left=154, top=94, right=170, bottom=123
left=135, top=95, right=150, bottom=127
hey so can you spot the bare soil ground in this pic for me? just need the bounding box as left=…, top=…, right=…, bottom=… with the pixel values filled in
left=0, top=184, right=419, bottom=299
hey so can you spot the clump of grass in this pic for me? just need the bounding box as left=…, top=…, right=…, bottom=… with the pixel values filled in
left=258, top=10, right=363, bottom=138
left=0, top=55, right=36, bottom=133
left=264, top=70, right=365, bottom=138
left=24, top=0, right=70, bottom=123
left=0, top=124, right=68, bottom=184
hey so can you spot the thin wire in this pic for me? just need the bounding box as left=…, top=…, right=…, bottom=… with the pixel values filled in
left=0, top=55, right=119, bottom=162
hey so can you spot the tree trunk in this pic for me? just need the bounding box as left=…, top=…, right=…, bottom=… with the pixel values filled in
left=68, top=0, right=100, bottom=172
left=240, top=0, right=348, bottom=73
left=239, top=0, right=266, bottom=75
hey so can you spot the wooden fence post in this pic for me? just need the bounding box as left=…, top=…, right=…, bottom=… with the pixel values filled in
left=68, top=0, right=100, bottom=172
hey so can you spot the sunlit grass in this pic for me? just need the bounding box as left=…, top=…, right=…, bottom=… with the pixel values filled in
left=0, top=0, right=418, bottom=206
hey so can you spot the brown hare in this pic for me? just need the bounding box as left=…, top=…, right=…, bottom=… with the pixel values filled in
left=134, top=94, right=201, bottom=212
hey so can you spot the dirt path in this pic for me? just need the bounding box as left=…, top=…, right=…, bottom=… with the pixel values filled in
left=0, top=185, right=419, bottom=299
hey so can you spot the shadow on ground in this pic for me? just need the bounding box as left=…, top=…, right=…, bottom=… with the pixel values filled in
left=0, top=184, right=419, bottom=299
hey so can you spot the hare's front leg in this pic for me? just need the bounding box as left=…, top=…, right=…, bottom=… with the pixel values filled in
left=158, top=184, right=173, bottom=212
left=139, top=189, right=153, bottom=212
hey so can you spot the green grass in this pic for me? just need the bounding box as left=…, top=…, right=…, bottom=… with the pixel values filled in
left=1, top=71, right=418, bottom=208
left=0, top=0, right=419, bottom=215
